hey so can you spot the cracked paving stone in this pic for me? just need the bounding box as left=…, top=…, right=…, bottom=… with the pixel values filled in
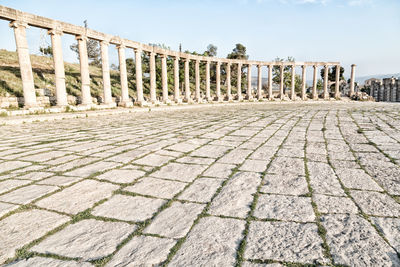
left=151, top=162, right=208, bottom=182
left=7, top=257, right=92, bottom=267
left=0, top=209, right=69, bottom=263
left=92, top=194, right=166, bottom=222
left=144, top=201, right=205, bottom=238
left=169, top=216, right=245, bottom=266
left=322, top=214, right=400, bottom=266
left=177, top=177, right=222, bottom=203
left=244, top=221, right=326, bottom=264
left=106, top=235, right=176, bottom=267
left=372, top=217, right=400, bottom=253
left=36, top=180, right=119, bottom=214
left=31, top=219, right=134, bottom=261
left=254, top=194, right=315, bottom=222
left=0, top=184, right=58, bottom=205
left=313, top=194, right=358, bottom=214
left=125, top=177, right=187, bottom=199
left=96, top=169, right=145, bottom=184
left=350, top=190, right=400, bottom=217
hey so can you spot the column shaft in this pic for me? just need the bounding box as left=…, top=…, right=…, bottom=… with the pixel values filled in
left=174, top=57, right=180, bottom=103
left=268, top=65, right=273, bottom=100
left=291, top=65, right=295, bottom=100
left=335, top=65, right=340, bottom=99
left=247, top=64, right=253, bottom=100
left=216, top=61, right=221, bottom=101
left=350, top=64, right=356, bottom=97
left=150, top=52, right=157, bottom=103
left=205, top=61, right=211, bottom=101
left=10, top=21, right=37, bottom=108
left=76, top=35, right=92, bottom=105
left=323, top=65, right=329, bottom=100
left=279, top=65, right=284, bottom=100
left=226, top=63, right=232, bottom=100
left=257, top=65, right=262, bottom=100
left=312, top=65, right=318, bottom=100
left=195, top=60, right=200, bottom=102
left=237, top=63, right=242, bottom=100
left=100, top=40, right=112, bottom=105
left=161, top=55, right=169, bottom=103
left=184, top=58, right=191, bottom=101
left=49, top=29, right=67, bottom=106
left=135, top=48, right=145, bottom=105
left=301, top=65, right=307, bottom=100
left=118, top=45, right=131, bottom=107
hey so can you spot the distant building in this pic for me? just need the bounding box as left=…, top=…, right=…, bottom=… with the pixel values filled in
left=370, top=77, right=400, bottom=102
left=365, top=78, right=381, bottom=87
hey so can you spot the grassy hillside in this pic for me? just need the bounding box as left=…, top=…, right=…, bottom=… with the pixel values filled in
left=0, top=49, right=124, bottom=99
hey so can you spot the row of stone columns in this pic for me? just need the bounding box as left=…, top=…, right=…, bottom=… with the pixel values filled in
left=9, top=20, right=356, bottom=108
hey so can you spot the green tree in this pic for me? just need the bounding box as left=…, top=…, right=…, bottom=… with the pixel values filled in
left=226, top=43, right=249, bottom=94
left=272, top=56, right=302, bottom=93
left=320, top=66, right=345, bottom=82
left=70, top=21, right=101, bottom=66
left=39, top=45, right=52, bottom=57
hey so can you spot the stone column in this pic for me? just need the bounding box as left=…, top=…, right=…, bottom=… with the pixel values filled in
left=135, top=48, right=146, bottom=106
left=237, top=63, right=243, bottom=101
left=117, top=44, right=132, bottom=107
left=184, top=58, right=191, bottom=102
left=205, top=60, right=211, bottom=101
left=268, top=65, right=273, bottom=100
left=76, top=35, right=92, bottom=106
left=257, top=65, right=262, bottom=100
left=48, top=29, right=67, bottom=107
left=312, top=65, right=318, bottom=100
left=323, top=65, right=329, bottom=100
left=10, top=21, right=37, bottom=108
left=279, top=65, right=284, bottom=100
left=301, top=65, right=307, bottom=100
left=149, top=52, right=157, bottom=103
left=195, top=60, right=201, bottom=102
left=161, top=54, right=169, bottom=103
left=216, top=61, right=222, bottom=101
left=174, top=56, right=181, bottom=103
left=247, top=64, right=253, bottom=100
left=291, top=65, right=295, bottom=100
left=350, top=64, right=356, bottom=97
left=100, top=40, right=113, bottom=105
left=335, top=65, right=340, bottom=99
left=226, top=62, right=232, bottom=101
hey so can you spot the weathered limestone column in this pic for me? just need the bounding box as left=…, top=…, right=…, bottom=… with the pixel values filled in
left=237, top=63, right=243, bottom=100
left=10, top=21, right=37, bottom=108
left=100, top=40, right=113, bottom=105
left=117, top=44, right=132, bottom=107
left=323, top=65, right=329, bottom=100
left=161, top=54, right=169, bottom=103
left=312, top=65, right=318, bottom=100
left=205, top=60, right=211, bottom=101
left=290, top=65, right=295, bottom=101
left=279, top=65, right=284, bottom=100
left=149, top=52, right=157, bottom=103
left=135, top=48, right=146, bottom=106
left=247, top=64, right=253, bottom=100
left=226, top=62, right=232, bottom=101
left=184, top=58, right=191, bottom=102
left=174, top=56, right=181, bottom=103
left=195, top=60, right=201, bottom=102
left=268, top=65, right=273, bottom=100
left=335, top=65, right=340, bottom=99
left=350, top=64, right=356, bottom=97
left=76, top=35, right=92, bottom=106
left=301, top=65, right=307, bottom=100
left=48, top=28, right=67, bottom=107
left=216, top=61, right=222, bottom=101
left=257, top=65, right=262, bottom=100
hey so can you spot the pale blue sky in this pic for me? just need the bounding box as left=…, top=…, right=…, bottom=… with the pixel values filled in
left=0, top=0, right=399, bottom=77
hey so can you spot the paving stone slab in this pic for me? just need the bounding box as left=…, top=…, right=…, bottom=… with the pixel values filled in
left=36, top=180, right=119, bottom=214
left=19, top=151, right=68, bottom=162
left=313, top=194, right=358, bottom=214
left=209, top=172, right=261, bottom=218
left=308, top=161, right=345, bottom=196
left=96, top=169, right=145, bottom=184
left=254, top=194, right=315, bottom=222
left=176, top=156, right=215, bottom=165
left=0, top=179, right=31, bottom=195
left=151, top=162, right=208, bottom=182
left=37, top=175, right=81, bottom=186
left=322, top=214, right=400, bottom=266
left=133, top=153, right=174, bottom=167
left=177, top=177, right=222, bottom=203
left=92, top=194, right=166, bottom=222
left=144, top=201, right=205, bottom=238
left=31, top=219, right=134, bottom=261
left=218, top=148, right=253, bottom=164
left=0, top=184, right=58, bottom=205
left=63, top=161, right=120, bottom=177
left=372, top=217, right=400, bottom=253
left=203, top=163, right=237, bottom=179
left=0, top=202, right=19, bottom=217
left=125, top=177, right=187, bottom=199
left=14, top=171, right=54, bottom=181
left=350, top=190, right=400, bottom=217
left=335, top=168, right=383, bottom=191
left=7, top=257, right=92, bottom=267
left=261, top=174, right=309, bottom=196
left=106, top=235, right=176, bottom=267
left=169, top=216, right=245, bottom=266
left=0, top=161, right=31, bottom=174
left=268, top=157, right=305, bottom=176
left=245, top=221, right=326, bottom=264
left=190, top=145, right=231, bottom=158
left=0, top=209, right=69, bottom=264
left=239, top=159, right=269, bottom=172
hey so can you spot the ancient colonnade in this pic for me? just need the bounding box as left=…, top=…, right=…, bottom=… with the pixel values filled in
left=370, top=78, right=400, bottom=102
left=0, top=6, right=357, bottom=108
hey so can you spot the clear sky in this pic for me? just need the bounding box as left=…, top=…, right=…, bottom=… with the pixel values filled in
left=0, top=0, right=399, bottom=78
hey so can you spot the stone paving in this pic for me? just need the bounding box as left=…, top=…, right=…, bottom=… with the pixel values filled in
left=0, top=102, right=400, bottom=266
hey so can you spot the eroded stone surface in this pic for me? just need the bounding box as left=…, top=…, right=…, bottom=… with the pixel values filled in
left=125, top=177, right=187, bottom=199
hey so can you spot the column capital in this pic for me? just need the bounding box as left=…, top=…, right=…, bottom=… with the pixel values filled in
left=48, top=28, right=63, bottom=36
left=216, top=60, right=221, bottom=66
left=301, top=65, right=306, bottom=69
left=174, top=56, right=180, bottom=60
left=75, top=35, right=88, bottom=41
left=258, top=64, right=262, bottom=68
left=351, top=64, right=357, bottom=68
left=160, top=54, right=167, bottom=59
left=150, top=51, right=156, bottom=56
left=313, top=65, right=317, bottom=69
left=9, top=20, right=28, bottom=29
left=100, top=39, right=110, bottom=46
left=133, top=47, right=142, bottom=53
left=185, top=57, right=190, bottom=62
left=116, top=43, right=126, bottom=49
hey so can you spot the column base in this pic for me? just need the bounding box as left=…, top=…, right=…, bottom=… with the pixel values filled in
left=174, top=98, right=183, bottom=104
left=163, top=99, right=172, bottom=105
left=118, top=100, right=133, bottom=108
left=135, top=100, right=148, bottom=107
left=246, top=95, right=254, bottom=101
left=225, top=95, right=233, bottom=101
left=214, top=96, right=223, bottom=102
left=237, top=95, right=244, bottom=101
left=101, top=102, right=117, bottom=108
left=257, top=95, right=264, bottom=100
